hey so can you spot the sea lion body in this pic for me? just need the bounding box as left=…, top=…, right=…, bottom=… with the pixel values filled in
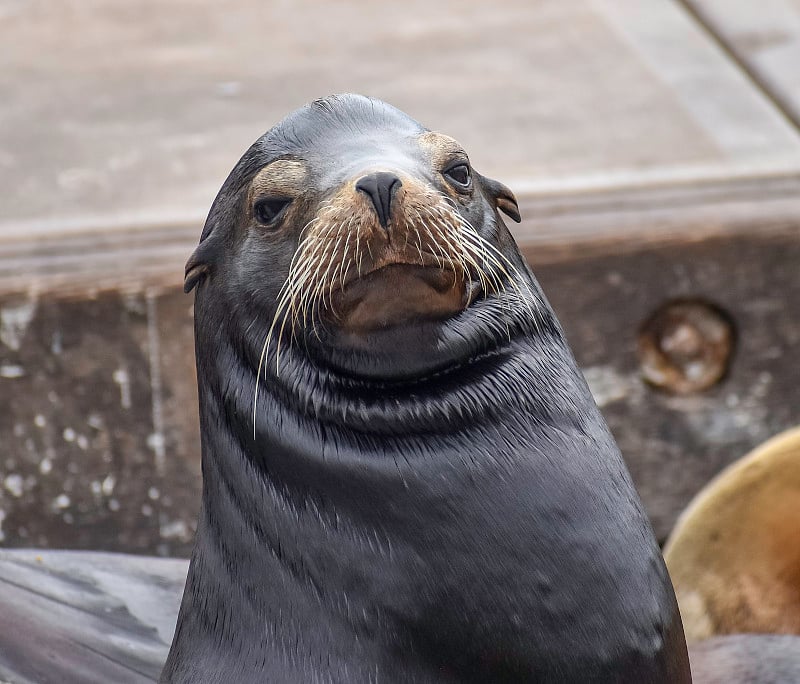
left=162, top=94, right=690, bottom=683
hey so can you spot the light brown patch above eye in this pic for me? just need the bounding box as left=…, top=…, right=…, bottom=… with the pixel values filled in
left=417, top=132, right=469, bottom=169
left=249, top=160, right=309, bottom=200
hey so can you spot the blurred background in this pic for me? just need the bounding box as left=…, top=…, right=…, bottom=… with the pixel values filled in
left=1, top=0, right=799, bottom=558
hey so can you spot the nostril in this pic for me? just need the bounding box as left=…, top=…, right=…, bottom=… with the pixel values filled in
left=355, top=172, right=402, bottom=229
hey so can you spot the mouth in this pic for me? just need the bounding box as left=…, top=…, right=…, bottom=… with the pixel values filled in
left=296, top=259, right=529, bottom=384
left=329, top=262, right=469, bottom=333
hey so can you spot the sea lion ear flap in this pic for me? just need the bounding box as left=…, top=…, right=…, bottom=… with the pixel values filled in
left=184, top=238, right=215, bottom=293
left=184, top=247, right=209, bottom=294
left=479, top=173, right=521, bottom=223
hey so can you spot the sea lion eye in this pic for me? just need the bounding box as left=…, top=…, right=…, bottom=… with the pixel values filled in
left=253, top=197, right=291, bottom=226
left=444, top=164, right=471, bottom=189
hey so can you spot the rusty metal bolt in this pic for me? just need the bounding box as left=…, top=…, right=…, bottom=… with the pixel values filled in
left=637, top=299, right=735, bottom=394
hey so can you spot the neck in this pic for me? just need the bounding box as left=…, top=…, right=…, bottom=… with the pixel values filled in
left=163, top=284, right=690, bottom=683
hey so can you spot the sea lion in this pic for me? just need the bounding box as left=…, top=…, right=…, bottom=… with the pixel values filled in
left=161, top=94, right=690, bottom=683
left=665, top=426, right=800, bottom=641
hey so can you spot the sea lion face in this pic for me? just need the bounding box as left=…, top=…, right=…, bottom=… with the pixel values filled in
left=244, top=131, right=477, bottom=334
left=187, top=94, right=525, bottom=380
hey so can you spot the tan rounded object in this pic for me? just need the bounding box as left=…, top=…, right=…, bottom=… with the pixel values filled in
left=664, top=426, right=800, bottom=642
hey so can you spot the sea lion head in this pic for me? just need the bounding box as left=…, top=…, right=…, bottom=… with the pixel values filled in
left=184, top=94, right=537, bottom=384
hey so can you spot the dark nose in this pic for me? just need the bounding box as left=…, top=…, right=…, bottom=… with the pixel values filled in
left=355, top=172, right=402, bottom=229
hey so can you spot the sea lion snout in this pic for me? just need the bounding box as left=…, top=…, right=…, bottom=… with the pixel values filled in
left=256, top=166, right=480, bottom=339
left=354, top=171, right=402, bottom=229
left=326, top=171, right=469, bottom=332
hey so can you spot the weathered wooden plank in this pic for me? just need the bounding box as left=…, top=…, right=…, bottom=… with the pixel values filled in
left=2, top=0, right=800, bottom=244
left=0, top=291, right=200, bottom=557
left=685, top=0, right=800, bottom=127
left=0, top=549, right=184, bottom=683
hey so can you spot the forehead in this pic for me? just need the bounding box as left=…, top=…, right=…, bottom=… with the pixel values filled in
left=251, top=96, right=466, bottom=182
